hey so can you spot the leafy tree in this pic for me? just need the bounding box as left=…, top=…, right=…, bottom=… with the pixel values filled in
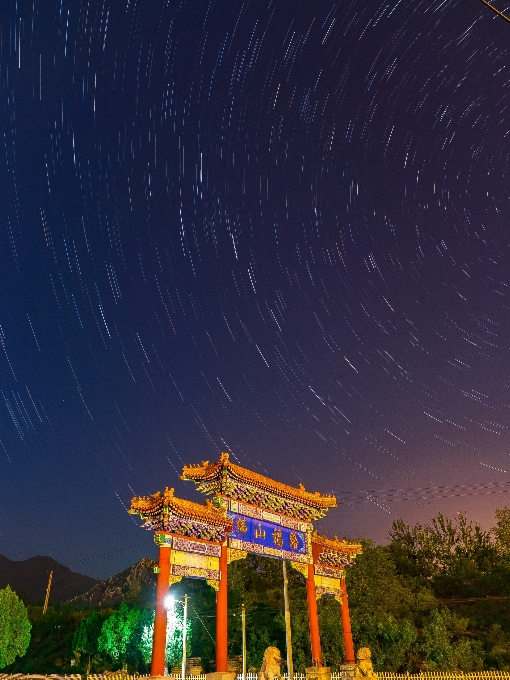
left=352, top=616, right=417, bottom=672
left=346, top=540, right=436, bottom=624
left=0, top=586, right=31, bottom=669
left=484, top=623, right=510, bottom=669
left=318, top=596, right=348, bottom=669
left=345, top=540, right=433, bottom=671
left=72, top=611, right=102, bottom=673
left=137, top=606, right=191, bottom=671
left=493, top=507, right=510, bottom=560
left=137, top=609, right=154, bottom=667
left=98, top=602, right=141, bottom=669
left=165, top=603, right=192, bottom=670
left=389, top=512, right=496, bottom=579
left=420, top=609, right=483, bottom=671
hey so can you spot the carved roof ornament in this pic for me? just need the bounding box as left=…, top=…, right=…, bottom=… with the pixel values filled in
left=311, top=531, right=363, bottom=557
left=181, top=452, right=338, bottom=512
left=129, top=486, right=233, bottom=528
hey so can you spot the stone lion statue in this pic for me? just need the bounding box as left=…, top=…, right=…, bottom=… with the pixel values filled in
left=355, top=647, right=377, bottom=679
left=258, top=646, right=283, bottom=680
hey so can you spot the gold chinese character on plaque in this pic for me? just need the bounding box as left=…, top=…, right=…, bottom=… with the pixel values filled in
left=289, top=532, right=299, bottom=550
left=255, top=523, right=266, bottom=539
left=273, top=529, right=283, bottom=547
left=236, top=518, right=248, bottom=535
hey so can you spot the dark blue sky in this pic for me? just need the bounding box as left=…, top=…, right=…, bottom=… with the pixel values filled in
left=2, top=0, right=510, bottom=578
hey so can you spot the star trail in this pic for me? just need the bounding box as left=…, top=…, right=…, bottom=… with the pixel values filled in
left=1, top=0, right=510, bottom=577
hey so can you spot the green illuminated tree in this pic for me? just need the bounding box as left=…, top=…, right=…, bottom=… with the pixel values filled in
left=0, top=586, right=31, bottom=669
left=98, top=602, right=141, bottom=669
left=137, top=606, right=191, bottom=670
left=137, top=609, right=155, bottom=667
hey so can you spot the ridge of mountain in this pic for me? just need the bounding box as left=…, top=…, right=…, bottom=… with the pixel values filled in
left=0, top=554, right=98, bottom=603
left=66, top=557, right=157, bottom=607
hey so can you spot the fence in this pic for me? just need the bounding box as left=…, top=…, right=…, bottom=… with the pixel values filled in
left=3, top=672, right=510, bottom=680
left=377, top=675, right=510, bottom=680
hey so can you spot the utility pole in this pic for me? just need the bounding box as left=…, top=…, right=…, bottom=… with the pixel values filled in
left=242, top=604, right=247, bottom=680
left=282, top=561, right=293, bottom=680
left=43, top=571, right=53, bottom=615
left=182, top=594, right=188, bottom=680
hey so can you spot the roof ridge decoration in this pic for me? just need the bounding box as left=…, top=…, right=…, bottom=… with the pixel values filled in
left=129, top=486, right=233, bottom=537
left=181, top=452, right=337, bottom=520
left=311, top=531, right=363, bottom=556
left=312, top=531, right=362, bottom=569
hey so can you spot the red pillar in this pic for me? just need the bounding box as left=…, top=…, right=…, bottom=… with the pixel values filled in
left=151, top=543, right=171, bottom=676
left=340, top=577, right=355, bottom=665
left=306, top=560, right=323, bottom=666
left=216, top=544, right=229, bottom=672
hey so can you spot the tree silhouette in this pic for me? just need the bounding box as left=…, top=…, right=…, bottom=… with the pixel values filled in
left=0, top=586, right=31, bottom=669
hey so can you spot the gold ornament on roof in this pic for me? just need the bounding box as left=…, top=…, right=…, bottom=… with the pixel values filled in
left=181, top=452, right=337, bottom=510
left=129, top=486, right=233, bottom=528
left=311, top=531, right=362, bottom=556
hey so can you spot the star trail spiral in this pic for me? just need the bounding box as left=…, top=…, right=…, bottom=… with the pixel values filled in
left=1, top=0, right=510, bottom=576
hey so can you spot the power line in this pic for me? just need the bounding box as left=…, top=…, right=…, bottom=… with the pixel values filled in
left=189, top=601, right=215, bottom=642
left=63, top=482, right=508, bottom=569
left=335, top=480, right=510, bottom=505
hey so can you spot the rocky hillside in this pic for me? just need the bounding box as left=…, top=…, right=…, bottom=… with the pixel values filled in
left=0, top=554, right=98, bottom=603
left=67, top=557, right=157, bottom=607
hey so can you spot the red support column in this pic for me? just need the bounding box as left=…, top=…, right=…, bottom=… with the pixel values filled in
left=151, top=544, right=171, bottom=676
left=306, top=561, right=323, bottom=666
left=216, top=544, right=229, bottom=672
left=340, top=577, right=355, bottom=665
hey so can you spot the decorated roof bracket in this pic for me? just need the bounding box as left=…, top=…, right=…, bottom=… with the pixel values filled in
left=129, top=485, right=233, bottom=591
left=129, top=452, right=361, bottom=587
left=181, top=452, right=338, bottom=522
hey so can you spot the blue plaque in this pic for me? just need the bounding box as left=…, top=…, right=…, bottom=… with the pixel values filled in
left=227, top=511, right=309, bottom=560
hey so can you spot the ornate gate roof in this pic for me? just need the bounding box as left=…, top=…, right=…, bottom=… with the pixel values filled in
left=129, top=486, right=233, bottom=543
left=181, top=452, right=337, bottom=521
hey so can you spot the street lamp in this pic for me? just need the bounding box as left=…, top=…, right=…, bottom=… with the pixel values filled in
left=165, top=595, right=175, bottom=612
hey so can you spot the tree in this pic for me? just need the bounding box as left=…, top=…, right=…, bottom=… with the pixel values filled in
left=165, top=603, right=191, bottom=670
left=98, top=602, right=141, bottom=669
left=137, top=605, right=192, bottom=670
left=0, top=586, right=31, bottom=669
left=389, top=512, right=496, bottom=578
left=137, top=609, right=155, bottom=667
left=494, top=507, right=510, bottom=559
left=73, top=611, right=102, bottom=673
left=420, top=609, right=483, bottom=671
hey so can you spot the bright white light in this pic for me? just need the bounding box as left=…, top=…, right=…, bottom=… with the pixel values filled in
left=164, top=595, right=175, bottom=611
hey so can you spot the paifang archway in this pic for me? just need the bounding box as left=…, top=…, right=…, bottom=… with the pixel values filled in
left=129, top=453, right=362, bottom=680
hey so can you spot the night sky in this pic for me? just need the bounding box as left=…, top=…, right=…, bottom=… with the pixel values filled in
left=2, top=0, right=510, bottom=579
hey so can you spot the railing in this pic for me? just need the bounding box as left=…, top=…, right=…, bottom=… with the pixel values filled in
left=3, top=671, right=510, bottom=680
left=377, top=675, right=510, bottom=680
left=0, top=676, right=84, bottom=680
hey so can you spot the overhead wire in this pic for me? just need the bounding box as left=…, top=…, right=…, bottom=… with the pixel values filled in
left=335, top=479, right=510, bottom=505
left=61, top=482, right=510, bottom=568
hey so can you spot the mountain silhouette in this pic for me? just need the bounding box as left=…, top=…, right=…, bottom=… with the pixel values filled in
left=67, top=557, right=156, bottom=607
left=0, top=554, right=98, bottom=603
